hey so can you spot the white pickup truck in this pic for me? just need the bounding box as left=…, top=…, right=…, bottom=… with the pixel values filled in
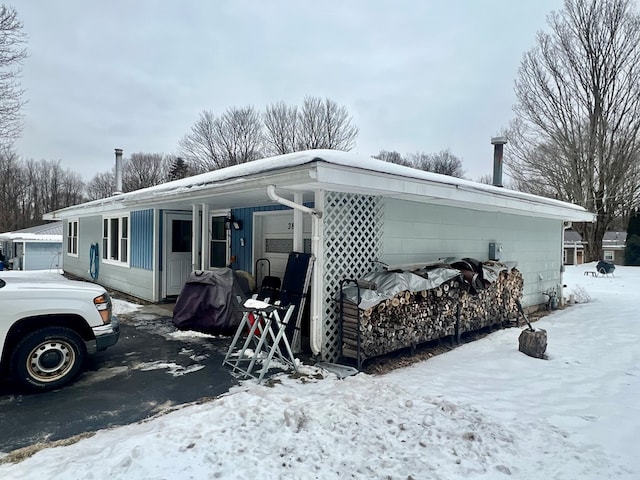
left=0, top=272, right=120, bottom=391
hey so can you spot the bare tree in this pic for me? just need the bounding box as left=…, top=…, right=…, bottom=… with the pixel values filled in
left=323, top=98, right=359, bottom=151
left=85, top=171, right=115, bottom=201
left=180, top=98, right=359, bottom=169
left=179, top=106, right=263, bottom=172
left=178, top=110, right=220, bottom=171
left=0, top=152, right=85, bottom=229
left=0, top=147, right=24, bottom=231
left=263, top=101, right=298, bottom=156
left=374, top=149, right=464, bottom=177
left=27, top=159, right=83, bottom=218
left=409, top=149, right=465, bottom=177
left=122, top=152, right=171, bottom=192
left=372, top=150, right=412, bottom=167
left=214, top=106, right=263, bottom=166
left=507, top=0, right=640, bottom=261
left=297, top=96, right=358, bottom=151
left=85, top=152, right=174, bottom=199
left=58, top=170, right=84, bottom=208
left=476, top=174, right=494, bottom=185
left=0, top=6, right=26, bottom=145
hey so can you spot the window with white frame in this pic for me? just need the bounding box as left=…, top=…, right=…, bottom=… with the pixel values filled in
left=563, top=248, right=568, bottom=265
left=102, top=215, right=129, bottom=264
left=209, top=215, right=227, bottom=268
left=67, top=220, right=78, bottom=256
left=603, top=250, right=614, bottom=261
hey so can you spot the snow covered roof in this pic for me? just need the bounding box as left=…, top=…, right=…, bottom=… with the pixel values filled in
left=0, top=221, right=63, bottom=243
left=564, top=230, right=626, bottom=247
left=603, top=231, right=626, bottom=246
left=564, top=230, right=584, bottom=243
left=43, top=150, right=595, bottom=222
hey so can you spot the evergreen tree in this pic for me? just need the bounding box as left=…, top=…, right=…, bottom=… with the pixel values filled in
left=624, top=210, right=640, bottom=265
left=168, top=157, right=189, bottom=181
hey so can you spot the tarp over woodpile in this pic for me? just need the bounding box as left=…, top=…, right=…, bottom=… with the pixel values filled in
left=341, top=268, right=460, bottom=310
left=340, top=260, right=517, bottom=310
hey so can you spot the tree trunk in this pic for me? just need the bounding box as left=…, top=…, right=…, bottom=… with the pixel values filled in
left=576, top=219, right=606, bottom=263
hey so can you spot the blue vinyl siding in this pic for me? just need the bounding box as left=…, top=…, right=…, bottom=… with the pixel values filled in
left=230, top=203, right=314, bottom=273
left=131, top=209, right=154, bottom=270
left=230, top=205, right=288, bottom=272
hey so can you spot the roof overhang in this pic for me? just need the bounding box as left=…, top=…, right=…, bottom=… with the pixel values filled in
left=0, top=234, right=62, bottom=242
left=309, top=162, right=595, bottom=222
left=43, top=150, right=595, bottom=223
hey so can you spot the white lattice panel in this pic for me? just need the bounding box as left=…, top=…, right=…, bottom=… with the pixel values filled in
left=321, top=192, right=383, bottom=361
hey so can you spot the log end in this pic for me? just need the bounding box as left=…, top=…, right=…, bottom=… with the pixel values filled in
left=518, top=328, right=547, bottom=359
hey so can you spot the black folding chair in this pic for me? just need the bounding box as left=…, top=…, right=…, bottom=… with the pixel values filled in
left=279, top=252, right=315, bottom=353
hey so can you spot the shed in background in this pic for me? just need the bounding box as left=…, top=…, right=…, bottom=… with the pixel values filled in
left=0, top=222, right=63, bottom=271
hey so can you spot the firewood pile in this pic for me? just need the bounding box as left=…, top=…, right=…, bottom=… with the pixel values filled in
left=341, top=261, right=523, bottom=361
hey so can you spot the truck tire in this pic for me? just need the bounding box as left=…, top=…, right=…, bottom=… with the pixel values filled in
left=10, top=327, right=87, bottom=391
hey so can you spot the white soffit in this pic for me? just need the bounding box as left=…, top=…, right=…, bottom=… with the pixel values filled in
left=313, top=162, right=595, bottom=222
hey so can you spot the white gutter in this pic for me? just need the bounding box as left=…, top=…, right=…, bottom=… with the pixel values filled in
left=267, top=185, right=323, bottom=357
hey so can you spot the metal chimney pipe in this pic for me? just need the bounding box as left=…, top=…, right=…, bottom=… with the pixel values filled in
left=491, top=136, right=507, bottom=187
left=114, top=148, right=123, bottom=195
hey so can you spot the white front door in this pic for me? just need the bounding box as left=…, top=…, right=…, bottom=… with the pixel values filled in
left=163, top=212, right=193, bottom=297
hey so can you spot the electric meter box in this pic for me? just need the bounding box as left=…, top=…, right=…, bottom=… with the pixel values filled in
left=489, top=242, right=503, bottom=261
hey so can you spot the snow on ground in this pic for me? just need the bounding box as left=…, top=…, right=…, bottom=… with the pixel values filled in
left=112, top=298, right=142, bottom=315
left=1, top=263, right=638, bottom=479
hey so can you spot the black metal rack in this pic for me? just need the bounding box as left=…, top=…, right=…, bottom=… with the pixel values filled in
left=339, top=278, right=364, bottom=370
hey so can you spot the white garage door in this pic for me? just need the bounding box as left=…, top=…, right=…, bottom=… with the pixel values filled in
left=254, top=212, right=311, bottom=286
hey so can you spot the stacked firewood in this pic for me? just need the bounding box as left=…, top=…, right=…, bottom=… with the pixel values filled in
left=458, top=269, right=523, bottom=332
left=341, top=266, right=523, bottom=360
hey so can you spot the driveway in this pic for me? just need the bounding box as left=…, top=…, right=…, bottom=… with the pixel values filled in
left=0, top=303, right=239, bottom=456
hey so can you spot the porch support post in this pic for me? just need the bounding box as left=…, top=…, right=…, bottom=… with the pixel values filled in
left=559, top=222, right=564, bottom=306
left=191, top=204, right=200, bottom=271
left=267, top=185, right=323, bottom=357
left=152, top=209, right=160, bottom=302
left=201, top=203, right=210, bottom=269
left=293, top=193, right=304, bottom=253
left=309, top=190, right=324, bottom=357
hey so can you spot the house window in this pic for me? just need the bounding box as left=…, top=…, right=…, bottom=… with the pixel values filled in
left=171, top=220, right=191, bottom=252
left=603, top=250, right=614, bottom=261
left=563, top=248, right=568, bottom=265
left=67, top=220, right=78, bottom=256
left=102, top=215, right=129, bottom=264
left=209, top=216, right=227, bottom=268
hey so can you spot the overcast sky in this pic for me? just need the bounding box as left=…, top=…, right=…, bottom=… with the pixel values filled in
left=13, top=0, right=564, bottom=182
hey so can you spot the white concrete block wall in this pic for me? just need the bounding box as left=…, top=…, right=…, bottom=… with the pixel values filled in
left=382, top=199, right=563, bottom=307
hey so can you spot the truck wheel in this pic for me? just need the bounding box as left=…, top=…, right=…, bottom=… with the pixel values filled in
left=10, top=327, right=86, bottom=391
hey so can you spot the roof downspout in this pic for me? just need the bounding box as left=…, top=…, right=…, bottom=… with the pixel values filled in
left=267, top=185, right=323, bottom=357
left=560, top=221, right=572, bottom=306
left=267, top=185, right=320, bottom=218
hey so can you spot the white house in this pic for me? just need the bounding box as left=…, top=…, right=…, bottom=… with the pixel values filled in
left=43, top=149, right=595, bottom=362
left=0, top=222, right=63, bottom=271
